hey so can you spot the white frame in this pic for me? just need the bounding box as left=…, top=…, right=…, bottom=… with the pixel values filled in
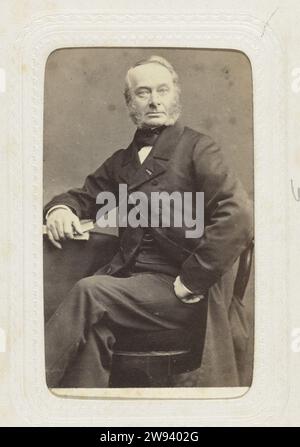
left=7, top=11, right=288, bottom=425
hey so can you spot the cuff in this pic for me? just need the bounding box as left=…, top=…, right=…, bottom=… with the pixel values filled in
left=45, top=205, right=73, bottom=220
left=178, top=276, right=194, bottom=295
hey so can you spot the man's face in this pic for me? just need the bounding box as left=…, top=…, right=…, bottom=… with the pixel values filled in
left=127, top=63, right=181, bottom=128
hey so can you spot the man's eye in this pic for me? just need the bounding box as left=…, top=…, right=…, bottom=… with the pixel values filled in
left=137, top=90, right=149, bottom=98
left=158, top=88, right=169, bottom=95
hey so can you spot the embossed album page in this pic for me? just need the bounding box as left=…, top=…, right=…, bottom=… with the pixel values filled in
left=0, top=0, right=297, bottom=426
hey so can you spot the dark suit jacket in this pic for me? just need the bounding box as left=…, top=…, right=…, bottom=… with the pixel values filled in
left=45, top=121, right=253, bottom=294
left=44, top=121, right=254, bottom=385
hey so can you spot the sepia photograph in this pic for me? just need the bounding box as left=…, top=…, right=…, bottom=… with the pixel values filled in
left=43, top=47, right=254, bottom=392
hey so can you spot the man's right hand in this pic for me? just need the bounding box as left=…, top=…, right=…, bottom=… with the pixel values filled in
left=46, top=208, right=83, bottom=249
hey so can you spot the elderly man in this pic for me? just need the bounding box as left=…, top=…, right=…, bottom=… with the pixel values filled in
left=44, top=55, right=253, bottom=388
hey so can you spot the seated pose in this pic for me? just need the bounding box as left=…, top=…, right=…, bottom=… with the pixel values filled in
left=44, top=55, right=253, bottom=388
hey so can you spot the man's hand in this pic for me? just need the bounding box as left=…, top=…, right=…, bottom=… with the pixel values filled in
left=173, top=276, right=204, bottom=304
left=46, top=208, right=83, bottom=249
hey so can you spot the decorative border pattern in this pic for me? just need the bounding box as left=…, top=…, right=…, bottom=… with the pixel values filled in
left=7, top=11, right=288, bottom=425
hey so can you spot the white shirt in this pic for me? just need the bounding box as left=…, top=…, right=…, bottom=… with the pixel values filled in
left=138, top=145, right=152, bottom=164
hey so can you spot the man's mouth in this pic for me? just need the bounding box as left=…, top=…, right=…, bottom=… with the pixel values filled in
left=146, top=112, right=165, bottom=116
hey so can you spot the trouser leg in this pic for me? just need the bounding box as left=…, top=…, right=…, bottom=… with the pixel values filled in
left=45, top=273, right=205, bottom=388
left=59, top=324, right=115, bottom=388
left=45, top=275, right=118, bottom=388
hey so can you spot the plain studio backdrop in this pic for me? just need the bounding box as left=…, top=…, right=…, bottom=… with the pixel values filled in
left=43, top=47, right=254, bottom=386
left=43, top=47, right=253, bottom=202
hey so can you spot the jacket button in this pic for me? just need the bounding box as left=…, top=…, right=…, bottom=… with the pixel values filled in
left=151, top=179, right=158, bottom=185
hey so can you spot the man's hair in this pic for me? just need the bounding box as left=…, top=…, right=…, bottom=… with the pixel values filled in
left=124, top=55, right=181, bottom=105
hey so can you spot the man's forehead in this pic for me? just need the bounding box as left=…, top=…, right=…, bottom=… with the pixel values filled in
left=128, top=63, right=174, bottom=88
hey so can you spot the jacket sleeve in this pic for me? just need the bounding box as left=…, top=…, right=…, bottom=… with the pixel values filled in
left=179, top=135, right=254, bottom=295
left=43, top=150, right=123, bottom=220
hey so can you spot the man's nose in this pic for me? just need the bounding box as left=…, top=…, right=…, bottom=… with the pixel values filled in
left=149, top=91, right=160, bottom=107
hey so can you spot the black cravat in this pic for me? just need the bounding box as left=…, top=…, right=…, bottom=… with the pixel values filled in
left=134, top=126, right=166, bottom=151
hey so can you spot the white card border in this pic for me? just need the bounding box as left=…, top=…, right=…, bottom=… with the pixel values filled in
left=7, top=11, right=288, bottom=425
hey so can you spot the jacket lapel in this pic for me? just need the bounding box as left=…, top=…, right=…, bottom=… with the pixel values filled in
left=119, top=140, right=140, bottom=185
left=119, top=121, right=185, bottom=191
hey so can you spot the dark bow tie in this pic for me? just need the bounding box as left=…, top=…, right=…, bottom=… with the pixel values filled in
left=134, top=126, right=166, bottom=151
